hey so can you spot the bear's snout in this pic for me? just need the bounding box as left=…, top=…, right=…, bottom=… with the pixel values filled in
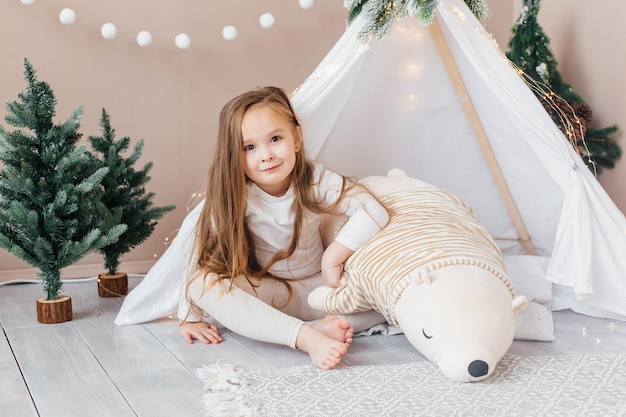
left=468, top=359, right=489, bottom=378
left=436, top=345, right=498, bottom=382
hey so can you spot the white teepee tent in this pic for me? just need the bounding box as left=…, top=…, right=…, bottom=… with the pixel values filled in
left=115, top=0, right=626, bottom=332
left=291, top=0, right=626, bottom=321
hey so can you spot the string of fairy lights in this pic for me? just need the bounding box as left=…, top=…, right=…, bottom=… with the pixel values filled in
left=18, top=0, right=316, bottom=48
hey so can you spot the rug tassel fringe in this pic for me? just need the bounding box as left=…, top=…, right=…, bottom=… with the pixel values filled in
left=197, top=363, right=261, bottom=417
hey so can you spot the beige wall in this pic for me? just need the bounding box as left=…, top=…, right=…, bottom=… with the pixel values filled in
left=1, top=1, right=623, bottom=282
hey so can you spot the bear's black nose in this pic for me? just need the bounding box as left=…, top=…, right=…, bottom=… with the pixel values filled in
left=468, top=360, right=489, bottom=377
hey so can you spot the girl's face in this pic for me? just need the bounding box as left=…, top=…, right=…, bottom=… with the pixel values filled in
left=241, top=105, right=301, bottom=197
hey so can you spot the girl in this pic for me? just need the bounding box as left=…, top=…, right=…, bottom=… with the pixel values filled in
left=180, top=86, right=388, bottom=370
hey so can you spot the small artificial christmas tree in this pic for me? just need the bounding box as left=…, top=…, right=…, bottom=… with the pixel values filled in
left=345, top=0, right=489, bottom=39
left=0, top=59, right=126, bottom=322
left=506, top=0, right=621, bottom=173
left=88, top=109, right=175, bottom=296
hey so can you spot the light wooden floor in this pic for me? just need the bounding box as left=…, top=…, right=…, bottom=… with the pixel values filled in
left=1, top=276, right=625, bottom=417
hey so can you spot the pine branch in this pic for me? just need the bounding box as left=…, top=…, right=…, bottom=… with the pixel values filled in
left=345, top=0, right=489, bottom=39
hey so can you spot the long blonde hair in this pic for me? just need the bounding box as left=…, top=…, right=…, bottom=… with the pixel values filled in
left=189, top=86, right=355, bottom=304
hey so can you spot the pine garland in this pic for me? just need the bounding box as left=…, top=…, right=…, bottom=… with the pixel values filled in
left=345, top=0, right=490, bottom=40
left=0, top=59, right=126, bottom=300
left=88, top=109, right=175, bottom=275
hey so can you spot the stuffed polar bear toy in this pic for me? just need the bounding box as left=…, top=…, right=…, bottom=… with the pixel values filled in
left=308, top=170, right=529, bottom=382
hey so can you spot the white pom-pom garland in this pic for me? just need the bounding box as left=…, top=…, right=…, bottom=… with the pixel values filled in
left=22, top=6, right=295, bottom=48
left=59, top=8, right=76, bottom=25
left=259, top=13, right=275, bottom=29
left=222, top=26, right=237, bottom=41
left=101, top=23, right=117, bottom=40
left=136, top=31, right=152, bottom=47
left=175, top=33, right=191, bottom=49
left=299, top=0, right=314, bottom=9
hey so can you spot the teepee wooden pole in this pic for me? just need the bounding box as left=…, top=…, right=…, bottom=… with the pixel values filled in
left=429, top=17, right=538, bottom=256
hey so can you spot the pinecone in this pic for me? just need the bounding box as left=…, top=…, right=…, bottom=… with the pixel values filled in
left=572, top=102, right=593, bottom=125
left=540, top=95, right=587, bottom=143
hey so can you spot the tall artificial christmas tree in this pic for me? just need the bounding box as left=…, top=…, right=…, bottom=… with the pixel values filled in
left=88, top=109, right=175, bottom=297
left=0, top=59, right=126, bottom=323
left=507, top=0, right=621, bottom=173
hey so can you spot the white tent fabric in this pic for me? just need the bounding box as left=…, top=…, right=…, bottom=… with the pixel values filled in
left=292, top=0, right=626, bottom=320
left=114, top=200, right=203, bottom=325
left=115, top=0, right=626, bottom=329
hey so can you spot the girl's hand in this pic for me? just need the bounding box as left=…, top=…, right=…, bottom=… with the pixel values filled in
left=321, top=241, right=354, bottom=288
left=179, top=321, right=223, bottom=344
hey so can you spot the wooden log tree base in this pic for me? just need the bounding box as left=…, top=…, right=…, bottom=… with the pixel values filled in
left=36, top=295, right=72, bottom=324
left=97, top=272, right=128, bottom=297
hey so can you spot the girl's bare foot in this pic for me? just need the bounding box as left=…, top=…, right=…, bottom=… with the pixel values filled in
left=312, top=315, right=354, bottom=344
left=296, top=324, right=349, bottom=370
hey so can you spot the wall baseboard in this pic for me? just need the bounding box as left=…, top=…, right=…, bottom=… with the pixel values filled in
left=0, top=260, right=155, bottom=283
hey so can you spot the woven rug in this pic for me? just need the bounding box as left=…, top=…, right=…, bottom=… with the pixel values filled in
left=197, top=354, right=626, bottom=417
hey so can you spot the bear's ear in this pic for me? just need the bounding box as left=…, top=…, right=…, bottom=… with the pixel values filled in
left=511, top=295, right=529, bottom=315
left=387, top=168, right=407, bottom=177
left=410, top=270, right=431, bottom=286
